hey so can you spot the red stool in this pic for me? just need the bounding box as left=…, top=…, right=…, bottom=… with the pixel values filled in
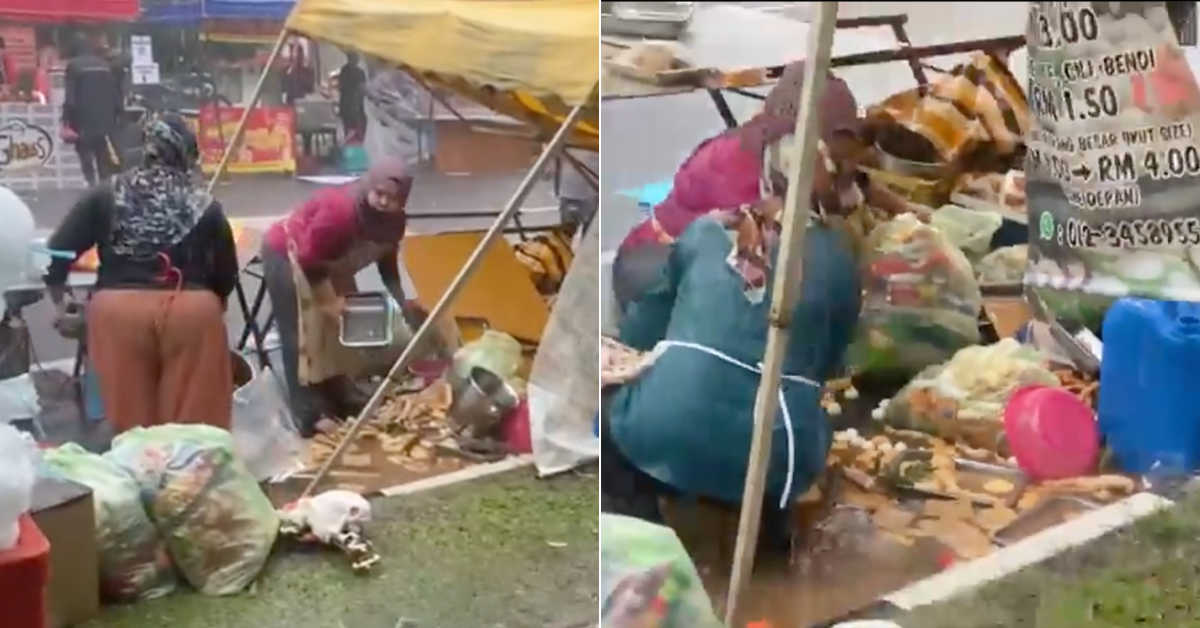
left=0, top=514, right=50, bottom=628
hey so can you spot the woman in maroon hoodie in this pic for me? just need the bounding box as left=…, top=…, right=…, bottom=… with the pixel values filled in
left=261, top=159, right=416, bottom=436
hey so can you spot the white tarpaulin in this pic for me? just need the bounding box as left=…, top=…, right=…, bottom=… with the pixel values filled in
left=528, top=221, right=600, bottom=474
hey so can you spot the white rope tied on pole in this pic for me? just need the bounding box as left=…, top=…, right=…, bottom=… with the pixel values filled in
left=722, top=2, right=841, bottom=623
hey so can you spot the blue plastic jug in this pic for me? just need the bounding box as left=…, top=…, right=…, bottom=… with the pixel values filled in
left=1098, top=298, right=1200, bottom=474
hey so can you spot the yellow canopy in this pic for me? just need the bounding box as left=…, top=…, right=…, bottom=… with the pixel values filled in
left=286, top=0, right=599, bottom=149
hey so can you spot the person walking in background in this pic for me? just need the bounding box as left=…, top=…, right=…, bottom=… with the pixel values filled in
left=0, top=36, right=16, bottom=88
left=62, top=34, right=123, bottom=186
left=557, top=150, right=599, bottom=236
left=44, top=115, right=239, bottom=433
left=337, top=51, right=368, bottom=143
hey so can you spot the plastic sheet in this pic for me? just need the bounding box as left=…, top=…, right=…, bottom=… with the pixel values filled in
left=231, top=363, right=304, bottom=481
left=851, top=214, right=983, bottom=376
left=0, top=425, right=35, bottom=550
left=529, top=221, right=601, bottom=475
left=600, top=514, right=723, bottom=628
left=0, top=186, right=37, bottom=294
left=41, top=443, right=176, bottom=602
left=108, top=425, right=279, bottom=596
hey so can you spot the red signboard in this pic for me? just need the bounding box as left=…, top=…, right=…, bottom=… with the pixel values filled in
left=195, top=105, right=297, bottom=174
left=0, top=0, right=139, bottom=21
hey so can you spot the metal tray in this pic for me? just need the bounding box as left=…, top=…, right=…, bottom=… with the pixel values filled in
left=601, top=2, right=695, bottom=39
left=339, top=292, right=395, bottom=348
left=883, top=449, right=1027, bottom=506
left=993, top=495, right=1100, bottom=546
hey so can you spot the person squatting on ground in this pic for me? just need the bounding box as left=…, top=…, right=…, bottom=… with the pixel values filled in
left=260, top=159, right=423, bottom=438
left=46, top=114, right=240, bottom=433
left=601, top=60, right=919, bottom=549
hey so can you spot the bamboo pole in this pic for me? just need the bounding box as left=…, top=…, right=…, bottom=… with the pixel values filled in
left=205, top=28, right=291, bottom=194
left=299, top=92, right=595, bottom=498
left=723, top=3, right=841, bottom=623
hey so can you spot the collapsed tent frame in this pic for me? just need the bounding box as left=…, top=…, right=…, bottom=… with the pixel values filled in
left=204, top=12, right=598, bottom=499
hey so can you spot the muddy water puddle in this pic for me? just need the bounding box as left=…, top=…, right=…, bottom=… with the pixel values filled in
left=667, top=503, right=945, bottom=626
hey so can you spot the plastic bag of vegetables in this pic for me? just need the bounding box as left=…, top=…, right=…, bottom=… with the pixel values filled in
left=849, top=214, right=983, bottom=376
left=975, top=245, right=1028, bottom=284
left=884, top=339, right=1060, bottom=449
left=41, top=443, right=176, bottom=602
left=601, top=514, right=723, bottom=628
left=108, top=425, right=279, bottom=595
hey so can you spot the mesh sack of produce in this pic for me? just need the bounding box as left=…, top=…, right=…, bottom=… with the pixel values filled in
left=883, top=339, right=1059, bottom=448
left=929, top=205, right=1003, bottom=259
left=600, top=514, right=723, bottom=628
left=850, top=214, right=983, bottom=376
left=975, top=245, right=1028, bottom=284
left=41, top=443, right=176, bottom=602
left=107, top=425, right=280, bottom=595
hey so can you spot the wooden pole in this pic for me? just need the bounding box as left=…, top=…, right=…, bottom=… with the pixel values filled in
left=205, top=28, right=291, bottom=194
left=723, top=2, right=841, bottom=623
left=299, top=92, right=595, bottom=499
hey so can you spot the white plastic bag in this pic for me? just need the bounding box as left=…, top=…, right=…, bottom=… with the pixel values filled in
left=279, top=490, right=372, bottom=542
left=231, top=364, right=303, bottom=482
left=530, top=222, right=600, bottom=475
left=0, top=373, right=40, bottom=423
left=0, top=186, right=36, bottom=295
left=0, top=424, right=36, bottom=549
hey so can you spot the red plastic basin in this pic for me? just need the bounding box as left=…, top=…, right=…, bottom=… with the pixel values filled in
left=1003, top=385, right=1100, bottom=480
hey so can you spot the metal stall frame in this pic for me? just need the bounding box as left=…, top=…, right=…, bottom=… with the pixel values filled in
left=205, top=9, right=597, bottom=500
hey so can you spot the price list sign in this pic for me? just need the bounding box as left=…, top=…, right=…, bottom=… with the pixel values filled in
left=1025, top=2, right=1200, bottom=300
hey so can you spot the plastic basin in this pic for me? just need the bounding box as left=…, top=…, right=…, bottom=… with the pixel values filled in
left=1003, top=385, right=1100, bottom=480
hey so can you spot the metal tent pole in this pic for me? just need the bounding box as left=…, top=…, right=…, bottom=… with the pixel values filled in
left=299, top=92, right=595, bottom=499
left=723, top=2, right=840, bottom=623
left=205, top=27, right=291, bottom=194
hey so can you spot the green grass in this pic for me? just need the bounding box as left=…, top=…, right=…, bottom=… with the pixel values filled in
left=904, top=492, right=1200, bottom=628
left=85, top=470, right=599, bottom=628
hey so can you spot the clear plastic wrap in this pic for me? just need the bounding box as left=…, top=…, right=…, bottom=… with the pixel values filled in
left=108, top=425, right=279, bottom=596
left=884, top=339, right=1060, bottom=449
left=930, top=205, right=1003, bottom=258
left=850, top=214, right=983, bottom=376
left=41, top=443, right=176, bottom=602
left=600, top=514, right=723, bottom=628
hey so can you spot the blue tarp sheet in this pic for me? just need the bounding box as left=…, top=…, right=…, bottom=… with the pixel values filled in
left=140, top=0, right=294, bottom=23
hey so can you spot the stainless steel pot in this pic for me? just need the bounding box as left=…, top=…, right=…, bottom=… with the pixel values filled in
left=448, top=366, right=519, bottom=434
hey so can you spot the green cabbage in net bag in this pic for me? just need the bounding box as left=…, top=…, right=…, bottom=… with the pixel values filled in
left=975, top=245, right=1028, bottom=284
left=600, top=514, right=722, bottom=628
left=107, top=425, right=279, bottom=595
left=850, top=215, right=982, bottom=376
left=41, top=443, right=176, bottom=602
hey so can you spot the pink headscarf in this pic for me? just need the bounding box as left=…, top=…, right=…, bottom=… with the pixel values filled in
left=619, top=61, right=862, bottom=251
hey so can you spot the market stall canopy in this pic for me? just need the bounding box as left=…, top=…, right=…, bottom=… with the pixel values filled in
left=0, top=0, right=138, bottom=21
left=140, top=0, right=296, bottom=23
left=285, top=0, right=599, bottom=150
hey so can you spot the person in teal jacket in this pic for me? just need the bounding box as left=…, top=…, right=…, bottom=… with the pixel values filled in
left=601, top=214, right=861, bottom=546
left=600, top=61, right=876, bottom=547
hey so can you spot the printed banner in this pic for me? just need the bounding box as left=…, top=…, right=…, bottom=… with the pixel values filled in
left=195, top=105, right=296, bottom=175
left=1024, top=2, right=1200, bottom=300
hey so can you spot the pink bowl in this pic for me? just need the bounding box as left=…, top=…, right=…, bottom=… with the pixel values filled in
left=1003, top=385, right=1100, bottom=480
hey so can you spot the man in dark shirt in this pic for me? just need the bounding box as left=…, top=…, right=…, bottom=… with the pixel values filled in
left=338, top=52, right=368, bottom=142
left=62, top=34, right=123, bottom=186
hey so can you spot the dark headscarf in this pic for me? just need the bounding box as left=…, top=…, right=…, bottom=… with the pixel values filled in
left=110, top=113, right=210, bottom=258
left=355, top=158, right=413, bottom=240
